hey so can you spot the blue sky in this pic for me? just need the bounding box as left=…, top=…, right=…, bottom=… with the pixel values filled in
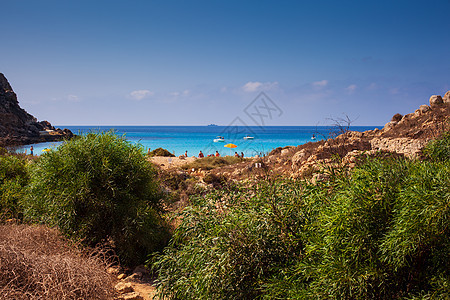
left=1, top=0, right=449, bottom=126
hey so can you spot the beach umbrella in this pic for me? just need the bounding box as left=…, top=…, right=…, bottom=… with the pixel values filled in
left=42, top=148, right=51, bottom=152
left=224, top=143, right=237, bottom=156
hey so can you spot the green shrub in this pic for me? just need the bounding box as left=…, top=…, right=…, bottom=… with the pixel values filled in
left=22, top=132, right=170, bottom=265
left=153, top=154, right=449, bottom=299
left=423, top=131, right=450, bottom=162
left=0, top=147, right=7, bottom=156
left=148, top=147, right=175, bottom=157
left=267, top=158, right=449, bottom=299
left=0, top=154, right=29, bottom=220
left=152, top=179, right=325, bottom=299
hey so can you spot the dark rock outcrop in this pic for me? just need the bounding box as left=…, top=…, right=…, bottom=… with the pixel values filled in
left=0, top=73, right=73, bottom=146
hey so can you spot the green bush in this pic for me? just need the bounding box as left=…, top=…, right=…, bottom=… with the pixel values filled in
left=152, top=180, right=324, bottom=299
left=153, top=152, right=449, bottom=299
left=423, top=131, right=450, bottom=161
left=0, top=154, right=29, bottom=220
left=148, top=147, right=175, bottom=157
left=22, top=132, right=170, bottom=265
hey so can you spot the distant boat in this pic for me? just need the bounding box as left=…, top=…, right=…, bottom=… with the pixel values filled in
left=214, top=136, right=225, bottom=142
left=243, top=135, right=254, bottom=140
left=311, top=134, right=316, bottom=140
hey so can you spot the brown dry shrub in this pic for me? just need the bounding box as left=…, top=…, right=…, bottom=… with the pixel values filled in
left=0, top=223, right=116, bottom=299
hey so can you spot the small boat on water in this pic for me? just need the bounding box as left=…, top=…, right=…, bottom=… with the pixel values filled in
left=243, top=135, right=254, bottom=140
left=311, top=134, right=316, bottom=140
left=214, top=136, right=225, bottom=142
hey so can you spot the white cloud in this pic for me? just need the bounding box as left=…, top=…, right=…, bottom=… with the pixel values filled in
left=50, top=94, right=81, bottom=102
left=67, top=94, right=80, bottom=102
left=312, top=80, right=328, bottom=88
left=242, top=81, right=278, bottom=92
left=169, top=90, right=190, bottom=97
left=346, top=84, right=357, bottom=93
left=129, top=89, right=154, bottom=100
left=242, top=81, right=263, bottom=92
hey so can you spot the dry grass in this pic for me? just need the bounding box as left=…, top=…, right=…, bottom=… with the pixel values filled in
left=0, top=223, right=116, bottom=299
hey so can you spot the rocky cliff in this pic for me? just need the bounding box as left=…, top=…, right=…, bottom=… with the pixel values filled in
left=0, top=73, right=73, bottom=146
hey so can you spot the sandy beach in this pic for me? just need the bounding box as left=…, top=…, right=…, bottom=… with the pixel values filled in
left=149, top=156, right=197, bottom=169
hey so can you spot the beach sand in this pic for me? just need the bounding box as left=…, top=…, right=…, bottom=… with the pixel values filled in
left=149, top=156, right=197, bottom=169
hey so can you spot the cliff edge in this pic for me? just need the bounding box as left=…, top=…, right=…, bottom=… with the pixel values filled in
left=0, top=73, right=73, bottom=146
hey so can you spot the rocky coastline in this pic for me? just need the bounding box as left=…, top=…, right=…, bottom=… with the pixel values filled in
left=150, top=91, right=450, bottom=188
left=0, top=73, right=74, bottom=147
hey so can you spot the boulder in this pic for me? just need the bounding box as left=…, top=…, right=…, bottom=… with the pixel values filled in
left=115, top=292, right=144, bottom=300
left=391, top=113, right=403, bottom=122
left=291, top=149, right=309, bottom=167
left=115, top=282, right=134, bottom=294
left=370, top=137, right=426, bottom=158
left=384, top=121, right=398, bottom=130
left=281, top=148, right=290, bottom=156
left=429, top=95, right=443, bottom=106
left=419, top=105, right=431, bottom=113
left=123, top=272, right=142, bottom=282
left=443, top=91, right=450, bottom=103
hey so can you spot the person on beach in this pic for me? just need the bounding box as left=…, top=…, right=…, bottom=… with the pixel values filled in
left=241, top=152, right=244, bottom=158
left=234, top=152, right=239, bottom=157
left=147, top=148, right=151, bottom=156
left=185, top=151, right=188, bottom=157
left=198, top=151, right=204, bottom=158
left=215, top=151, right=220, bottom=157
left=30, top=146, right=34, bottom=156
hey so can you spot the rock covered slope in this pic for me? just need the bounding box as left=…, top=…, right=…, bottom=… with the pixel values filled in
left=0, top=73, right=73, bottom=146
left=212, top=92, right=450, bottom=180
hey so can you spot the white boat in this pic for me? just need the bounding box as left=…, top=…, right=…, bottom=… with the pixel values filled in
left=214, top=136, right=225, bottom=142
left=243, top=135, right=254, bottom=140
left=311, top=135, right=316, bottom=140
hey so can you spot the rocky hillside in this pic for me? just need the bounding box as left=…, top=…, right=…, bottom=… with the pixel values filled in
left=0, top=73, right=73, bottom=146
left=209, top=92, right=450, bottom=181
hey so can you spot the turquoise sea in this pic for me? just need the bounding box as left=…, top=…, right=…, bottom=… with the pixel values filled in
left=20, top=125, right=380, bottom=157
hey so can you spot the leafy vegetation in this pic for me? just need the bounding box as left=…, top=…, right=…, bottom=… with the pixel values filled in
left=148, top=147, right=175, bottom=157
left=153, top=133, right=450, bottom=299
left=21, top=132, right=170, bottom=265
left=423, top=131, right=450, bottom=161
left=0, top=154, right=29, bottom=220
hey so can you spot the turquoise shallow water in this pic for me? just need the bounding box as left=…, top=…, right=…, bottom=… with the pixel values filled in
left=20, top=125, right=380, bottom=157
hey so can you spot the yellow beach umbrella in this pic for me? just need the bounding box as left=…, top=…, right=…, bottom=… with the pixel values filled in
left=224, top=143, right=237, bottom=148
left=224, top=143, right=237, bottom=156
left=42, top=148, right=51, bottom=152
